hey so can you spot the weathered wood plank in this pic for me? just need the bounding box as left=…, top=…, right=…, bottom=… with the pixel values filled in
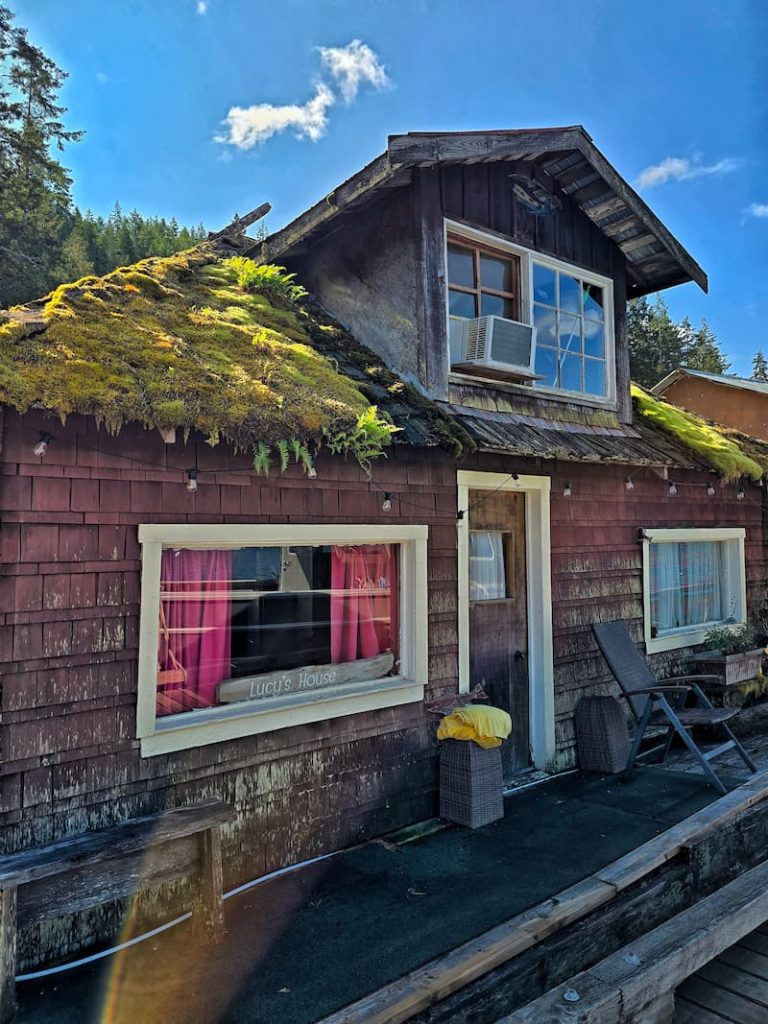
left=193, top=828, right=224, bottom=939
left=0, top=887, right=17, bottom=1024
left=0, top=799, right=233, bottom=887
left=675, top=977, right=766, bottom=1024
left=217, top=653, right=394, bottom=704
left=695, top=958, right=768, bottom=1009
left=502, top=857, right=768, bottom=1023
left=674, top=997, right=729, bottom=1023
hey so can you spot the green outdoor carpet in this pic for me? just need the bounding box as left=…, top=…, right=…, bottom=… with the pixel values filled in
left=17, top=768, right=719, bottom=1024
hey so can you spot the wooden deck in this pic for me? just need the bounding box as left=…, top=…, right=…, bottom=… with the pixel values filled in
left=675, top=924, right=768, bottom=1023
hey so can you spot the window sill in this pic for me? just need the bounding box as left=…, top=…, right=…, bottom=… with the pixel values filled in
left=645, top=621, right=746, bottom=655
left=447, top=372, right=617, bottom=410
left=139, top=676, right=425, bottom=757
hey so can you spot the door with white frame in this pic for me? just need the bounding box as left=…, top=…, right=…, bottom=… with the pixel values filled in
left=457, top=471, right=555, bottom=779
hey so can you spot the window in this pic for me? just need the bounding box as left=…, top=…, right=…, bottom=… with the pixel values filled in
left=137, top=525, right=428, bottom=755
left=531, top=263, right=607, bottom=398
left=447, top=238, right=520, bottom=321
left=642, top=528, right=746, bottom=654
left=444, top=221, right=614, bottom=403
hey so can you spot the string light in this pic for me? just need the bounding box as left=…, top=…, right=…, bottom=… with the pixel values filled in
left=737, top=483, right=745, bottom=500
left=668, top=481, right=678, bottom=496
left=707, top=482, right=716, bottom=496
left=563, top=481, right=572, bottom=498
left=382, top=492, right=393, bottom=512
left=307, top=465, right=317, bottom=479
left=33, top=432, right=52, bottom=457
left=186, top=468, right=198, bottom=493
left=625, top=476, right=634, bottom=491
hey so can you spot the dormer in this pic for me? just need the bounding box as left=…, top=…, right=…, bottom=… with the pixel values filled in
left=260, top=127, right=706, bottom=424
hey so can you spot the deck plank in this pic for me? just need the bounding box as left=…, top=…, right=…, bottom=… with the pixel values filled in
left=718, top=944, right=768, bottom=982
left=738, top=930, right=768, bottom=958
left=676, top=976, right=767, bottom=1024
left=674, top=995, right=731, bottom=1023
left=696, top=959, right=768, bottom=1007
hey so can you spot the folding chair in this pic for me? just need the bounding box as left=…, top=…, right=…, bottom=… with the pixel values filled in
left=592, top=620, right=757, bottom=795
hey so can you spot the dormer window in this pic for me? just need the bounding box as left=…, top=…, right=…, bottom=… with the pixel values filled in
left=445, top=220, right=615, bottom=405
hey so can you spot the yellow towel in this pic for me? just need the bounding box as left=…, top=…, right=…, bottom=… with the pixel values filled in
left=437, top=705, right=512, bottom=749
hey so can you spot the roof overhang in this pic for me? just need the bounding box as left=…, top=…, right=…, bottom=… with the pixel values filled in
left=257, top=126, right=707, bottom=297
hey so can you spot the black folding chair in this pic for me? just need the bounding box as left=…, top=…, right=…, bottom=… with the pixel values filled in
left=592, top=620, right=757, bottom=795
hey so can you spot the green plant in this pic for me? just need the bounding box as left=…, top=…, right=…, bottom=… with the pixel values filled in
left=703, top=622, right=761, bottom=655
left=226, top=258, right=308, bottom=304
left=323, top=405, right=401, bottom=473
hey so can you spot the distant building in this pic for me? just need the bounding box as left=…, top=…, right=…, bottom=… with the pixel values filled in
left=653, top=368, right=768, bottom=441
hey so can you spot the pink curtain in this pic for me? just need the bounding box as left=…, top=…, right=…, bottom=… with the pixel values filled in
left=157, top=548, right=232, bottom=716
left=331, top=545, right=397, bottom=665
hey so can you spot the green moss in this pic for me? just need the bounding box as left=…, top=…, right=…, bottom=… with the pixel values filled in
left=632, top=384, right=766, bottom=482
left=1, top=246, right=470, bottom=471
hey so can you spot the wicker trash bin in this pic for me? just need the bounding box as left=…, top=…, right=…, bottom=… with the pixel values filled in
left=575, top=695, right=631, bottom=773
left=439, top=738, right=504, bottom=828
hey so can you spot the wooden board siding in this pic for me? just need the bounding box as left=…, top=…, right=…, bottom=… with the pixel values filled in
left=659, top=376, right=768, bottom=442
left=0, top=407, right=459, bottom=968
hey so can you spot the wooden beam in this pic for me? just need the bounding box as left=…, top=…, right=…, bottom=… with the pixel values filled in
left=193, top=828, right=224, bottom=939
left=619, top=232, right=659, bottom=254
left=387, top=128, right=585, bottom=168
left=501, top=857, right=768, bottom=1023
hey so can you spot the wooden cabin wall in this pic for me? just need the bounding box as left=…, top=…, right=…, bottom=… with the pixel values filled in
left=286, top=187, right=422, bottom=384
left=659, top=377, right=768, bottom=442
left=0, top=408, right=459, bottom=967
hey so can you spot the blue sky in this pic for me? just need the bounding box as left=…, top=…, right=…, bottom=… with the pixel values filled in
left=10, top=0, right=768, bottom=373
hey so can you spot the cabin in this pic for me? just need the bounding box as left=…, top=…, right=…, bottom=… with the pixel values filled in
left=654, top=367, right=768, bottom=441
left=2, top=127, right=768, bottom=985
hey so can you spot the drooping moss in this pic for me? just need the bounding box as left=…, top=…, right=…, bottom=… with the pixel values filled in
left=0, top=246, right=470, bottom=471
left=632, top=384, right=766, bottom=482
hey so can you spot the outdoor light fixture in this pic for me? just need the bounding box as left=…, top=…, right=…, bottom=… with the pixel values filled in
left=669, top=481, right=678, bottom=496
left=707, top=482, right=716, bottom=496
left=307, top=465, right=317, bottom=479
left=625, top=476, right=634, bottom=491
left=737, top=483, right=745, bottom=500
left=563, top=482, right=572, bottom=498
left=33, top=431, right=52, bottom=457
left=382, top=492, right=393, bottom=512
left=186, top=469, right=199, bottom=493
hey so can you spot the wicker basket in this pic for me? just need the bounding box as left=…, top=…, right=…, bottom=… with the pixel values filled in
left=575, top=695, right=630, bottom=774
left=439, top=739, right=504, bottom=828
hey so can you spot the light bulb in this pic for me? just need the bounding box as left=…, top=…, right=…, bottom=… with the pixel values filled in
left=563, top=482, right=572, bottom=498
left=382, top=493, right=392, bottom=512
left=33, top=432, right=52, bottom=457
left=737, top=484, right=745, bottom=500
left=186, top=469, right=198, bottom=493
left=307, top=465, right=317, bottom=479
left=625, top=476, right=634, bottom=491
left=669, top=481, right=678, bottom=496
left=707, top=482, right=715, bottom=496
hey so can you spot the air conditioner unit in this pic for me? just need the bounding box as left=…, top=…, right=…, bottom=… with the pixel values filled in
left=452, top=316, right=538, bottom=379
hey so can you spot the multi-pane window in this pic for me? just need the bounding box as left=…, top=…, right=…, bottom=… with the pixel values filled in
left=447, top=238, right=520, bottom=322
left=532, top=262, right=607, bottom=397
left=642, top=528, right=746, bottom=653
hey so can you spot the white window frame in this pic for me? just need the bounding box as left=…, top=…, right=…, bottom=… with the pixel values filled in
left=137, top=523, right=428, bottom=756
left=641, top=527, right=747, bottom=654
left=443, top=218, right=616, bottom=408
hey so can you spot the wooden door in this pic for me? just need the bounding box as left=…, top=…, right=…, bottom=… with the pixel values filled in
left=468, top=489, right=529, bottom=778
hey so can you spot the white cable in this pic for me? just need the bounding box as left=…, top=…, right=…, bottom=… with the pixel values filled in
left=15, top=849, right=340, bottom=982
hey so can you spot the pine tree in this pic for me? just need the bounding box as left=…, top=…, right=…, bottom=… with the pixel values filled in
left=627, top=295, right=684, bottom=388
left=752, top=351, right=768, bottom=382
left=683, top=318, right=730, bottom=375
left=0, top=4, right=82, bottom=306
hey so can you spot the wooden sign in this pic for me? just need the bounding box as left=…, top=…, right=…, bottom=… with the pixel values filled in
left=217, top=652, right=395, bottom=704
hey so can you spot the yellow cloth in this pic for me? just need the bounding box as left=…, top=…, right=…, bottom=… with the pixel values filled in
left=437, top=705, right=512, bottom=749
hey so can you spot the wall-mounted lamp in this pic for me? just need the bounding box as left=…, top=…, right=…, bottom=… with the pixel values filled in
left=33, top=431, right=52, bottom=457
left=186, top=468, right=199, bottom=493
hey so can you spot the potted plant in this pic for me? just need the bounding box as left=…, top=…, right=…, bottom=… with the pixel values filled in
left=692, top=623, right=766, bottom=686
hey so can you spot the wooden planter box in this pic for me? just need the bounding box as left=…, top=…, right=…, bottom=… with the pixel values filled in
left=691, top=648, right=765, bottom=687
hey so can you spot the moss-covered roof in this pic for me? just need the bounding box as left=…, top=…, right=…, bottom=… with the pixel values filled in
left=0, top=243, right=472, bottom=472
left=632, top=384, right=768, bottom=482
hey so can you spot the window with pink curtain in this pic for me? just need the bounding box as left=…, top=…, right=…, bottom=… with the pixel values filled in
left=330, top=544, right=398, bottom=665
left=157, top=548, right=232, bottom=717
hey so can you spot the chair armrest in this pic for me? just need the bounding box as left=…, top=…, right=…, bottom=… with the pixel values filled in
left=657, top=675, right=724, bottom=685
left=618, top=685, right=691, bottom=698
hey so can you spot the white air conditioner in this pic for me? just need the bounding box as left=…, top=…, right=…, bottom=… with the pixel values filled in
left=451, top=316, right=538, bottom=379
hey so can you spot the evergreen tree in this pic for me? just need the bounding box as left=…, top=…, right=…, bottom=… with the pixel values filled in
left=752, top=351, right=768, bottom=382
left=0, top=4, right=82, bottom=306
left=682, top=318, right=730, bottom=375
left=627, top=295, right=684, bottom=388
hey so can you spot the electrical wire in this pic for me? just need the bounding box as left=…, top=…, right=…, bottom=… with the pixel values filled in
left=15, top=849, right=340, bottom=982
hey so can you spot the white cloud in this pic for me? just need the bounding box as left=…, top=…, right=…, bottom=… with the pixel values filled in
left=746, top=203, right=768, bottom=219
left=216, top=40, right=389, bottom=151
left=635, top=155, right=743, bottom=189
left=217, top=82, right=335, bottom=149
left=197, top=1, right=207, bottom=13
left=318, top=39, right=390, bottom=103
